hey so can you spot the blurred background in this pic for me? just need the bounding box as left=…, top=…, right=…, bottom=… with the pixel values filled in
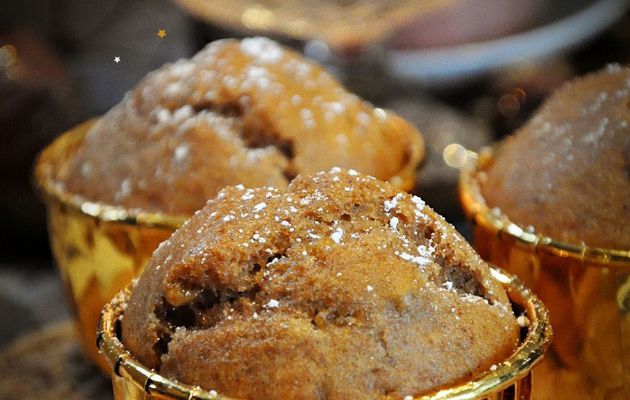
left=0, top=0, right=629, bottom=395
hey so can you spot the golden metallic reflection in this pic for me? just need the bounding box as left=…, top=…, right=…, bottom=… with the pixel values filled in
left=459, top=147, right=630, bottom=399
left=34, top=120, right=184, bottom=373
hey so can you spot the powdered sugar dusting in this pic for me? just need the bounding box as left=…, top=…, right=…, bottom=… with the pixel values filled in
left=384, top=193, right=404, bottom=212
left=389, top=216, right=399, bottom=231
left=240, top=37, right=283, bottom=64
left=397, top=251, right=432, bottom=268
left=243, top=66, right=271, bottom=89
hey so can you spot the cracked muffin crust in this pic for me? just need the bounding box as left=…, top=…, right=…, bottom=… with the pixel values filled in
left=122, top=169, right=519, bottom=399
left=481, top=64, right=630, bottom=249
left=60, top=37, right=423, bottom=215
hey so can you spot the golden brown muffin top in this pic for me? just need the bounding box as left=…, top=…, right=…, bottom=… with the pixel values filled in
left=122, top=169, right=518, bottom=400
left=60, top=38, right=423, bottom=216
left=482, top=64, right=630, bottom=249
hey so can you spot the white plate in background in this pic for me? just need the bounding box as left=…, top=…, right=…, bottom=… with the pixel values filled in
left=386, top=0, right=630, bottom=86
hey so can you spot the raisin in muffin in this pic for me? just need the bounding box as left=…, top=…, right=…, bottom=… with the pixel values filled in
left=481, top=64, right=630, bottom=249
left=122, top=169, right=519, bottom=399
left=60, top=37, right=423, bottom=216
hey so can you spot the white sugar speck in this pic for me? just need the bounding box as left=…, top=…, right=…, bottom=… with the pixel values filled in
left=174, top=145, right=189, bottom=162
left=417, top=244, right=434, bottom=259
left=366, top=285, right=374, bottom=292
left=173, top=105, right=193, bottom=121
left=516, top=314, right=530, bottom=327
left=266, top=299, right=279, bottom=308
left=398, top=252, right=431, bottom=268
left=389, top=216, right=399, bottom=231
left=300, top=108, right=315, bottom=129
left=374, top=108, right=387, bottom=121
left=244, top=66, right=270, bottom=89
left=253, top=202, right=267, bottom=212
left=384, top=193, right=404, bottom=212
left=331, top=227, right=344, bottom=243
left=411, top=195, right=425, bottom=210
left=156, top=108, right=170, bottom=124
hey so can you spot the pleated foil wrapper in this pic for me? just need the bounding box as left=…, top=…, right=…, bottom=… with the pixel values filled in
left=34, top=120, right=185, bottom=372
left=97, top=266, right=551, bottom=400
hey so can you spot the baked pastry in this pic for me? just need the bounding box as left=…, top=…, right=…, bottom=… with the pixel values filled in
left=122, top=168, right=519, bottom=399
left=60, top=37, right=423, bottom=215
left=482, top=64, right=630, bottom=249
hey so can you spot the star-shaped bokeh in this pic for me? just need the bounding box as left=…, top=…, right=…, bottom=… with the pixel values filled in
left=114, top=56, right=120, bottom=63
left=157, top=29, right=167, bottom=39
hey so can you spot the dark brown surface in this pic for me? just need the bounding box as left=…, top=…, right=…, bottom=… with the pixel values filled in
left=482, top=65, right=630, bottom=249
left=123, top=169, right=518, bottom=399
left=61, top=38, right=423, bottom=216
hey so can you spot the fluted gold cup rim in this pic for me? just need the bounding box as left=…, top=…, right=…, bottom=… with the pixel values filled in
left=97, top=266, right=552, bottom=400
left=33, top=119, right=188, bottom=230
left=457, top=146, right=630, bottom=267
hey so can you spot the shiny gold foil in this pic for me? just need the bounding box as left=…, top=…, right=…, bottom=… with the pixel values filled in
left=34, top=121, right=185, bottom=373
left=97, top=267, right=551, bottom=400
left=459, top=148, right=630, bottom=400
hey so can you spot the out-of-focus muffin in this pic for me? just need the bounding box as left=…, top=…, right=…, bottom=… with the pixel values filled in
left=481, top=64, right=630, bottom=249
left=122, top=168, right=519, bottom=399
left=59, top=37, right=423, bottom=216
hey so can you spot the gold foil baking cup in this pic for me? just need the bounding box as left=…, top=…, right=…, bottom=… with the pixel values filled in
left=459, top=147, right=630, bottom=400
left=97, top=267, right=551, bottom=400
left=33, top=120, right=186, bottom=373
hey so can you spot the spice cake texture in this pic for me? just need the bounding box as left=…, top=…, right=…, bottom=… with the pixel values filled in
left=60, top=38, right=423, bottom=215
left=482, top=64, right=630, bottom=249
left=122, top=169, right=519, bottom=399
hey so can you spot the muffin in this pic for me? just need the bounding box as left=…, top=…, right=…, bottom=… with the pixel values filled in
left=122, top=168, right=519, bottom=399
left=481, top=64, right=630, bottom=249
left=462, top=65, right=630, bottom=399
left=59, top=37, right=423, bottom=216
